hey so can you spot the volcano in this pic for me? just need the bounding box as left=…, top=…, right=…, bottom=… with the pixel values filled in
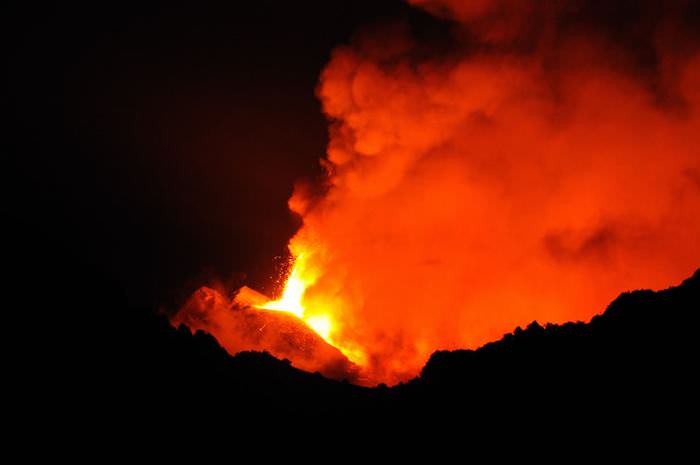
left=150, top=269, right=698, bottom=459
left=13, top=0, right=700, bottom=459
left=169, top=0, right=700, bottom=386
left=172, top=286, right=360, bottom=381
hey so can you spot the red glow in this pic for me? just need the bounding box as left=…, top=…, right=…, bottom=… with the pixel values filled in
left=172, top=0, right=700, bottom=385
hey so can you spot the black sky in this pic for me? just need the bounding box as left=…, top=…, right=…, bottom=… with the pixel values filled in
left=9, top=1, right=431, bottom=310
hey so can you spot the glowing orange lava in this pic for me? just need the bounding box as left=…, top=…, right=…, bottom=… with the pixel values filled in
left=256, top=252, right=367, bottom=366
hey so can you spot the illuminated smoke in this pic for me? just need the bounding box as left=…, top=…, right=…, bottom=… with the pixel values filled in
left=174, top=0, right=700, bottom=385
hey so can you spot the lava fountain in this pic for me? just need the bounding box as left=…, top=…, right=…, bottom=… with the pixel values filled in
left=254, top=252, right=367, bottom=367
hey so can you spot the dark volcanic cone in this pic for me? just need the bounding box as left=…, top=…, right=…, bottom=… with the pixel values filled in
left=171, top=286, right=359, bottom=382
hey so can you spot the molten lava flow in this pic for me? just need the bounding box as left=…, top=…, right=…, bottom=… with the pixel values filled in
left=256, top=253, right=367, bottom=366
left=171, top=280, right=362, bottom=382
left=256, top=253, right=333, bottom=339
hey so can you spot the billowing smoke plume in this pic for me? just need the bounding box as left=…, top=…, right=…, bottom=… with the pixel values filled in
left=286, top=0, right=700, bottom=384
left=174, top=0, right=700, bottom=385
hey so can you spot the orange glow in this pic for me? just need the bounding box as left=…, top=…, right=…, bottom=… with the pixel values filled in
left=256, top=253, right=367, bottom=366
left=256, top=254, right=310, bottom=319
left=171, top=282, right=361, bottom=382
left=172, top=0, right=700, bottom=386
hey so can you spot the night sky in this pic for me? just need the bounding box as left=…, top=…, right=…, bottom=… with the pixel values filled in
left=10, top=1, right=433, bottom=309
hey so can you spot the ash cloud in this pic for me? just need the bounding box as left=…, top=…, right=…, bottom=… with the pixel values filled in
left=285, top=0, right=700, bottom=384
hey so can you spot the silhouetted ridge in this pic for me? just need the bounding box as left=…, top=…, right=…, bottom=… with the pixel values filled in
left=419, top=269, right=698, bottom=387
left=77, top=268, right=698, bottom=459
